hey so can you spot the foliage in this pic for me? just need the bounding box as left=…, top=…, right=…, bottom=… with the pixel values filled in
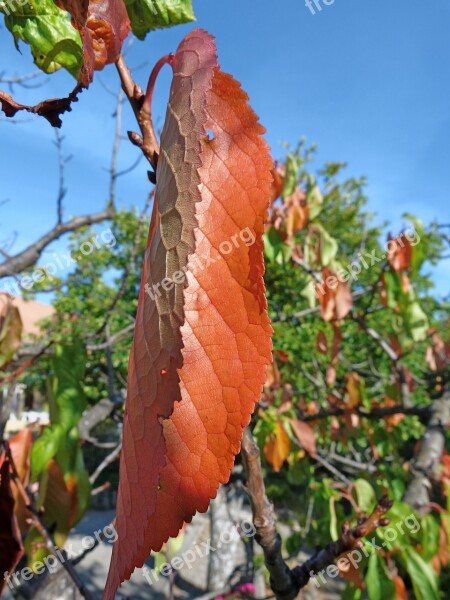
left=0, top=1, right=449, bottom=599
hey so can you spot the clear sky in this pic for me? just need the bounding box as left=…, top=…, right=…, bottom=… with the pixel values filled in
left=0, top=0, right=449, bottom=295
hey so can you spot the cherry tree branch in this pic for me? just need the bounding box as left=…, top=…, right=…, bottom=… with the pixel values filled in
left=297, top=403, right=431, bottom=423
left=115, top=54, right=160, bottom=169
left=240, top=428, right=392, bottom=600
left=0, top=208, right=115, bottom=278
left=403, top=388, right=450, bottom=514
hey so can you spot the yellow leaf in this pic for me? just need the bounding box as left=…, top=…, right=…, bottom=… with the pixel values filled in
left=264, top=421, right=291, bottom=472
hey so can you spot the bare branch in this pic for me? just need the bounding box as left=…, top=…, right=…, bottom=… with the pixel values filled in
left=89, top=443, right=122, bottom=485
left=0, top=208, right=114, bottom=278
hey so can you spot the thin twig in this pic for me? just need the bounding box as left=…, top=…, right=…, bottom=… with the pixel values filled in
left=89, top=443, right=122, bottom=485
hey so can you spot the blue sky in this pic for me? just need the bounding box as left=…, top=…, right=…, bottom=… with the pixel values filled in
left=0, top=0, right=449, bottom=296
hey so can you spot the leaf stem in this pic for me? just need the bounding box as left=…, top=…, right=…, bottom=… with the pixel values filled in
left=142, top=53, right=175, bottom=114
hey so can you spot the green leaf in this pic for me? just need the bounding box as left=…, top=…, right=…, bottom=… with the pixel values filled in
left=300, top=276, right=317, bottom=308
left=419, top=514, right=440, bottom=561
left=342, top=584, right=362, bottom=600
left=0, top=303, right=22, bottom=368
left=306, top=184, right=323, bottom=220
left=399, top=546, right=439, bottom=600
left=282, top=154, right=299, bottom=198
left=1, top=1, right=83, bottom=78
left=329, top=497, right=338, bottom=540
left=304, top=224, right=338, bottom=267
left=52, top=341, right=87, bottom=430
left=354, top=479, right=376, bottom=512
left=31, top=425, right=65, bottom=480
left=365, top=553, right=395, bottom=600
left=403, top=298, right=428, bottom=343
left=402, top=213, right=425, bottom=275
left=124, top=0, right=195, bottom=39
left=263, top=227, right=291, bottom=265
left=383, top=270, right=401, bottom=310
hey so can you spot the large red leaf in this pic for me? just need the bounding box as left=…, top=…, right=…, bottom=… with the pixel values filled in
left=0, top=459, right=24, bottom=595
left=104, top=29, right=273, bottom=598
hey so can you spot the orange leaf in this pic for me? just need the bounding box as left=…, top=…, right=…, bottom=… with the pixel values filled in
left=264, top=422, right=291, bottom=472
left=337, top=550, right=365, bottom=589
left=31, top=459, right=80, bottom=553
left=0, top=459, right=24, bottom=595
left=346, top=373, right=361, bottom=408
left=316, top=267, right=352, bottom=322
left=392, top=575, right=408, bottom=599
left=289, top=419, right=316, bottom=457
left=286, top=204, right=308, bottom=238
left=104, top=29, right=273, bottom=597
left=387, top=232, right=413, bottom=272
left=326, top=365, right=337, bottom=386
left=270, top=166, right=284, bottom=203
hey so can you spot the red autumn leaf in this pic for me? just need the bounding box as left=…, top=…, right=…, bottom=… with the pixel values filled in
left=104, top=29, right=273, bottom=598
left=0, top=459, right=24, bottom=595
left=425, top=330, right=449, bottom=372
left=274, top=349, right=289, bottom=364
left=0, top=85, right=83, bottom=128
left=316, top=331, right=328, bottom=354
left=387, top=232, right=413, bottom=272
left=337, top=550, right=365, bottom=589
left=55, top=0, right=130, bottom=85
left=383, top=396, right=405, bottom=429
left=289, top=419, right=316, bottom=457
left=6, top=429, right=32, bottom=532
left=316, top=267, right=352, bottom=322
left=270, top=165, right=284, bottom=203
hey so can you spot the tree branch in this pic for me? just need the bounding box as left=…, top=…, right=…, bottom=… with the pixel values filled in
left=403, top=388, right=450, bottom=514
left=115, top=54, right=160, bottom=169
left=297, top=403, right=431, bottom=423
left=0, top=208, right=114, bottom=278
left=240, top=428, right=392, bottom=600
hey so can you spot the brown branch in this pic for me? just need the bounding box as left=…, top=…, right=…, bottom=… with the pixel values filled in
left=0, top=208, right=114, bottom=278
left=115, top=54, right=160, bottom=169
left=274, top=286, right=371, bottom=323
left=297, top=403, right=431, bottom=423
left=89, top=443, right=122, bottom=485
left=241, top=428, right=392, bottom=600
left=351, top=312, right=398, bottom=362
left=403, top=388, right=450, bottom=515
left=87, top=322, right=135, bottom=351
